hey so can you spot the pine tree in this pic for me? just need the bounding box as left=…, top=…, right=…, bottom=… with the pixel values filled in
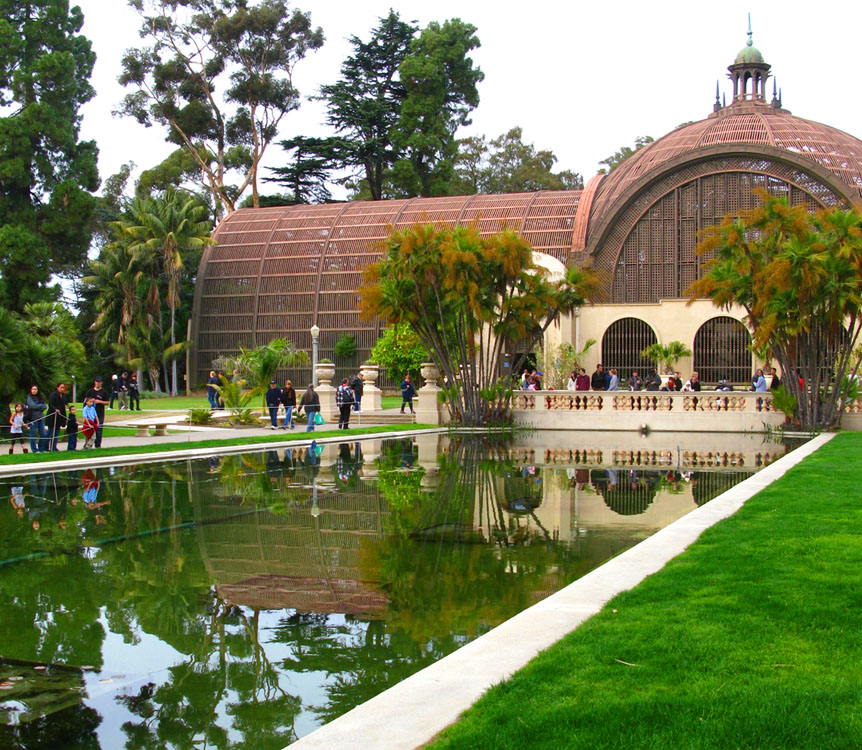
left=0, top=0, right=99, bottom=311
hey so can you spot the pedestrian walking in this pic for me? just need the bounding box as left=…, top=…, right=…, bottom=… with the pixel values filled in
left=207, top=370, right=219, bottom=410
left=280, top=379, right=296, bottom=429
left=336, top=378, right=355, bottom=429
left=350, top=372, right=364, bottom=412
left=127, top=374, right=141, bottom=411
left=400, top=375, right=415, bottom=414
left=299, top=384, right=320, bottom=432
left=265, top=380, right=282, bottom=429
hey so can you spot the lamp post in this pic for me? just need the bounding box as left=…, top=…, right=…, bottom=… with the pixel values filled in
left=310, top=324, right=320, bottom=386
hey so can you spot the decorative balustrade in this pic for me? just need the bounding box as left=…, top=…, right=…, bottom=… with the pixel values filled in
left=545, top=448, right=603, bottom=464
left=613, top=449, right=674, bottom=466
left=512, top=390, right=775, bottom=414
left=682, top=450, right=779, bottom=468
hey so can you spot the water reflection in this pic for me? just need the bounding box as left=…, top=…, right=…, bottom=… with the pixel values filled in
left=0, top=432, right=797, bottom=748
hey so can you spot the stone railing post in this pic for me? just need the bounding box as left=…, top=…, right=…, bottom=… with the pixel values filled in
left=416, top=362, right=447, bottom=424
left=314, top=363, right=337, bottom=419
left=358, top=363, right=382, bottom=412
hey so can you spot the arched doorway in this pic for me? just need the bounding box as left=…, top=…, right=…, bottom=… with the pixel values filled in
left=601, top=318, right=657, bottom=379
left=694, top=317, right=752, bottom=384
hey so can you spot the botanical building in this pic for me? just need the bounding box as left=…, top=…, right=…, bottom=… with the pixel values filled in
left=190, top=31, right=862, bottom=387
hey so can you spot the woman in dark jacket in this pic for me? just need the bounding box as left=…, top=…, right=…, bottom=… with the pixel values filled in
left=26, top=385, right=49, bottom=453
left=280, top=379, right=297, bottom=430
left=299, top=384, right=320, bottom=432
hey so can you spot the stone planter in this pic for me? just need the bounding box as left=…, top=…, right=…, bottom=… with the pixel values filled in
left=420, top=362, right=440, bottom=388
left=359, top=363, right=379, bottom=386
left=315, top=363, right=336, bottom=387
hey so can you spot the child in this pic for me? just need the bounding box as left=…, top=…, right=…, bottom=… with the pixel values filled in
left=8, top=403, right=27, bottom=454
left=81, top=398, right=98, bottom=450
left=66, top=405, right=78, bottom=451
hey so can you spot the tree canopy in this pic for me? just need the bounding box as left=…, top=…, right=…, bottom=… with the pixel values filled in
left=0, top=0, right=99, bottom=311
left=687, top=193, right=862, bottom=429
left=359, top=225, right=598, bottom=425
left=455, top=127, right=583, bottom=194
left=597, top=135, right=654, bottom=174
left=118, top=0, right=323, bottom=216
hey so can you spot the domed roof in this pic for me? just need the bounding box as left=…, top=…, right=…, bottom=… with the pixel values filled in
left=735, top=43, right=764, bottom=64
left=589, top=109, right=862, bottom=231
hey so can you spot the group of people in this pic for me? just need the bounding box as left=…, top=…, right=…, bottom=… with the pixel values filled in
left=8, top=375, right=115, bottom=454
left=519, top=364, right=784, bottom=394
left=261, top=372, right=367, bottom=432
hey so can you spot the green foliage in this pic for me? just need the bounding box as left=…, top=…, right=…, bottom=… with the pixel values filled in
left=688, top=194, right=862, bottom=428
left=536, top=339, right=596, bottom=390
left=371, top=326, right=428, bottom=382
left=266, top=135, right=339, bottom=204
left=597, top=135, right=654, bottom=174
left=640, top=341, right=692, bottom=374
left=222, top=339, right=308, bottom=404
left=455, top=127, right=584, bottom=194
left=0, top=0, right=98, bottom=311
left=333, top=333, right=357, bottom=360
left=360, top=225, right=598, bottom=425
left=187, top=407, right=215, bottom=425
left=118, top=0, right=324, bottom=214
left=770, top=385, right=798, bottom=419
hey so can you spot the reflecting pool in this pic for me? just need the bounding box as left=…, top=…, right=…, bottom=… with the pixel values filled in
left=0, top=432, right=800, bottom=748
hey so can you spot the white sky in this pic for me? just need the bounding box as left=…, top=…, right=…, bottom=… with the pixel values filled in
left=76, top=0, right=862, bottom=197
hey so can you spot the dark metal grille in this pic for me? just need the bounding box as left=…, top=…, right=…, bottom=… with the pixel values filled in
left=605, top=167, right=836, bottom=303
left=601, top=318, right=657, bottom=381
left=694, top=316, right=753, bottom=384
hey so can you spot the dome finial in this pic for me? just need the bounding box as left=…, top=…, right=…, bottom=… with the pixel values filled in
left=746, top=13, right=753, bottom=47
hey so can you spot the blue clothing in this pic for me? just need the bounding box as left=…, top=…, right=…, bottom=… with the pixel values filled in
left=268, top=407, right=279, bottom=427
left=265, top=386, right=282, bottom=407
left=754, top=375, right=768, bottom=392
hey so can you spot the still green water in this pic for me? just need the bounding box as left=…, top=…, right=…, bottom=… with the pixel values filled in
left=0, top=434, right=791, bottom=748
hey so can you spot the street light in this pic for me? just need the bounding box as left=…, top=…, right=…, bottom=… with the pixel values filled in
left=310, top=324, right=320, bottom=386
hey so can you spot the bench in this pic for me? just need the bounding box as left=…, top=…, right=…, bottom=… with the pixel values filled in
left=135, top=424, right=168, bottom=437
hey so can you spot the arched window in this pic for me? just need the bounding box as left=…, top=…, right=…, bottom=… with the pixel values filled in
left=601, top=318, right=656, bottom=379
left=694, top=316, right=752, bottom=384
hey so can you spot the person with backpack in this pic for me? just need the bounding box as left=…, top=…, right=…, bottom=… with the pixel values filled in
left=336, top=377, right=355, bottom=429
left=350, top=372, right=364, bottom=412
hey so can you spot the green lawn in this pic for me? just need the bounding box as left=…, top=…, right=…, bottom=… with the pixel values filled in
left=431, top=432, right=862, bottom=750
left=0, top=424, right=438, bottom=467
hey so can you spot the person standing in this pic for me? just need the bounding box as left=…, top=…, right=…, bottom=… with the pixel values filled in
left=66, top=405, right=78, bottom=451
left=607, top=369, right=620, bottom=391
left=752, top=369, right=768, bottom=392
left=770, top=367, right=782, bottom=391
left=83, top=376, right=110, bottom=448
left=681, top=372, right=702, bottom=392
left=265, top=380, right=282, bottom=429
left=299, top=384, right=320, bottom=432
left=591, top=364, right=608, bottom=391
left=25, top=385, right=49, bottom=453
left=127, top=374, right=141, bottom=411
left=280, top=379, right=296, bottom=429
left=336, top=378, right=355, bottom=429
left=47, top=382, right=68, bottom=452
left=350, top=372, right=364, bottom=412
left=400, top=375, right=415, bottom=414
left=207, top=370, right=219, bottom=410
left=8, top=403, right=27, bottom=454
left=575, top=368, right=590, bottom=391
left=645, top=368, right=662, bottom=391
left=117, top=372, right=129, bottom=410
left=109, top=374, right=120, bottom=409
left=628, top=371, right=644, bottom=391
left=566, top=370, right=578, bottom=391
left=81, top=397, right=98, bottom=450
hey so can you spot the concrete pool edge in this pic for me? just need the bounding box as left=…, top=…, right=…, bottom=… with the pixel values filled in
left=0, top=427, right=450, bottom=477
left=287, top=431, right=835, bottom=750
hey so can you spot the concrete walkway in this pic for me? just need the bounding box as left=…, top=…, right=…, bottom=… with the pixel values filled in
left=287, top=432, right=834, bottom=750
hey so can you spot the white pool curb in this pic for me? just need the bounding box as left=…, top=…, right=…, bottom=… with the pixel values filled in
left=0, top=427, right=448, bottom=478
left=287, top=431, right=834, bottom=750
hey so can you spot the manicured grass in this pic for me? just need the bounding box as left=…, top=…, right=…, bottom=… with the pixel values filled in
left=0, top=424, right=438, bottom=467
left=431, top=432, right=862, bottom=750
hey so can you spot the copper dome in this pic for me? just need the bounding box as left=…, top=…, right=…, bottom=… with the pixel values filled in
left=589, top=108, right=862, bottom=232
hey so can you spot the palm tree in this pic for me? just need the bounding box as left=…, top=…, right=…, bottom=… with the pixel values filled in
left=120, top=190, right=213, bottom=396
left=641, top=341, right=693, bottom=374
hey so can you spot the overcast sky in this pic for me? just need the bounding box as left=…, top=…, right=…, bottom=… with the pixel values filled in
left=75, top=0, right=862, bottom=198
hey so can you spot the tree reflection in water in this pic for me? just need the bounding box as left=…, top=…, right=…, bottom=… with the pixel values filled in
left=0, top=436, right=755, bottom=747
